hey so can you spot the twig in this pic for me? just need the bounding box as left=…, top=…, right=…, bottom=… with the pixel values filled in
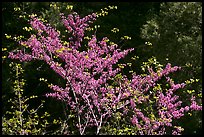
left=27, top=103, right=43, bottom=115
left=22, top=104, right=29, bottom=114
left=116, top=100, right=130, bottom=110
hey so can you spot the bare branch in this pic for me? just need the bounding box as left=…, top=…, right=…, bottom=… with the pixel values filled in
left=96, top=115, right=103, bottom=135
left=86, top=97, right=98, bottom=127
left=81, top=113, right=90, bottom=135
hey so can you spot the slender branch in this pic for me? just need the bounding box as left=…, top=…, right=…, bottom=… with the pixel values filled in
left=16, top=65, right=23, bottom=134
left=81, top=77, right=92, bottom=95
left=66, top=77, right=83, bottom=135
left=78, top=114, right=82, bottom=135
left=86, top=97, right=98, bottom=127
left=81, top=113, right=90, bottom=135
left=48, top=50, right=53, bottom=60
left=94, top=27, right=97, bottom=36
left=61, top=121, right=65, bottom=135
left=96, top=115, right=103, bottom=135
left=27, top=103, right=43, bottom=114
left=22, top=104, right=29, bottom=114
left=115, top=79, right=130, bottom=110
left=117, top=100, right=130, bottom=110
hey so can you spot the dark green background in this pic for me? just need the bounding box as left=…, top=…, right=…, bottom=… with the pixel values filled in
left=2, top=2, right=202, bottom=135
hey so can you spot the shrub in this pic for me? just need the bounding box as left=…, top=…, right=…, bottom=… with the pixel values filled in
left=2, top=62, right=61, bottom=135
left=8, top=9, right=202, bottom=135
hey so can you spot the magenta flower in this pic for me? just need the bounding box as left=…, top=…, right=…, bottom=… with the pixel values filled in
left=131, top=115, right=138, bottom=125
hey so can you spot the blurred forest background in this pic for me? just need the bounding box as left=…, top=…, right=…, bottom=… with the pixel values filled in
left=2, top=2, right=202, bottom=135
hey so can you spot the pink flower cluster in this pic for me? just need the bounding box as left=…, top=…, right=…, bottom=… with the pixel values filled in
left=60, top=12, right=96, bottom=49
left=117, top=66, right=202, bottom=135
left=8, top=11, right=202, bottom=135
left=8, top=11, right=133, bottom=135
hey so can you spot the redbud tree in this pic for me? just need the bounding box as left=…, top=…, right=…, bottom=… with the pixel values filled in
left=8, top=9, right=202, bottom=135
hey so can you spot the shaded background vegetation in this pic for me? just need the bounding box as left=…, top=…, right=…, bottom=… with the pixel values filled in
left=2, top=2, right=202, bottom=135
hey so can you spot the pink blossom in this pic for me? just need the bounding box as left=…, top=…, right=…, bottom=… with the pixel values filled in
left=131, top=115, right=138, bottom=125
left=130, top=98, right=136, bottom=108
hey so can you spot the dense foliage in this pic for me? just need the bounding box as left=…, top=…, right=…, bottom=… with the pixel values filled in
left=141, top=2, right=202, bottom=86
